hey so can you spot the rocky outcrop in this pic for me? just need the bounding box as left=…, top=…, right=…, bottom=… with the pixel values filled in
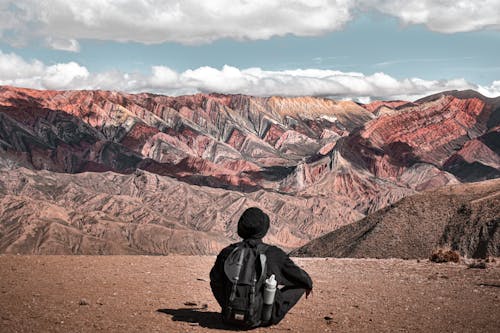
left=292, top=179, right=500, bottom=259
left=443, top=132, right=500, bottom=182
left=363, top=100, right=414, bottom=114
left=338, top=90, right=500, bottom=183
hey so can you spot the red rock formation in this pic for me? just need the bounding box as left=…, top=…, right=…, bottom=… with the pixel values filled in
left=341, top=92, right=499, bottom=183
left=447, top=139, right=500, bottom=169
left=121, top=122, right=159, bottom=153
left=0, top=86, right=499, bottom=255
left=0, top=86, right=380, bottom=190
left=360, top=96, right=484, bottom=164
left=263, top=123, right=286, bottom=146
left=1, top=85, right=498, bottom=194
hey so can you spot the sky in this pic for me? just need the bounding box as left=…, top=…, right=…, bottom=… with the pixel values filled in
left=0, top=0, right=500, bottom=101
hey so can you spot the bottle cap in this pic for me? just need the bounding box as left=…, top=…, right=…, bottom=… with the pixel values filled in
left=266, top=274, right=277, bottom=287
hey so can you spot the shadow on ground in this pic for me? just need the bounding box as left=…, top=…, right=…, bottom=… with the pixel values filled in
left=157, top=308, right=240, bottom=330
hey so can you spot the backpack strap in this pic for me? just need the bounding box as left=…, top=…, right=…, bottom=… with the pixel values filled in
left=257, top=244, right=268, bottom=285
left=250, top=244, right=267, bottom=318
left=228, top=245, right=246, bottom=303
left=249, top=271, right=257, bottom=317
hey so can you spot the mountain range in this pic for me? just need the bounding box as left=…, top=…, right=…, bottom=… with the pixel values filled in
left=0, top=86, right=498, bottom=255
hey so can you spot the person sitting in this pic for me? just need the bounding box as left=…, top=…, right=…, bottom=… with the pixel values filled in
left=210, top=207, right=313, bottom=328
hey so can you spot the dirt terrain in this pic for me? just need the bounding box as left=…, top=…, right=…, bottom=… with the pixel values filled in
left=1, top=255, right=499, bottom=332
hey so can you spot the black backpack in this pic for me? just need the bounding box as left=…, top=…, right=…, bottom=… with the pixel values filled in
left=222, top=241, right=269, bottom=328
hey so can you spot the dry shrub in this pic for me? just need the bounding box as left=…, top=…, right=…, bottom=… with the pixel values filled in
left=429, top=248, right=460, bottom=263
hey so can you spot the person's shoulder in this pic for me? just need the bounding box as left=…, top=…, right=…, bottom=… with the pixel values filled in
left=262, top=244, right=288, bottom=258
left=217, top=242, right=240, bottom=257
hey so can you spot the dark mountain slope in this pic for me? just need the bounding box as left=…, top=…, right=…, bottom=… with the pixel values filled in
left=292, top=179, right=500, bottom=259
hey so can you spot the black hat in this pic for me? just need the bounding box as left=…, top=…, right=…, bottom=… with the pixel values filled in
left=237, top=207, right=270, bottom=239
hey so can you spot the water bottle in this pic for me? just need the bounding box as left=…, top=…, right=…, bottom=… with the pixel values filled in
left=262, top=274, right=277, bottom=322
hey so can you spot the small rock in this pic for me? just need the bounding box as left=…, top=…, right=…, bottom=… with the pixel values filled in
left=79, top=298, right=90, bottom=306
left=324, top=315, right=335, bottom=325
left=184, top=301, right=197, bottom=306
left=468, top=261, right=487, bottom=269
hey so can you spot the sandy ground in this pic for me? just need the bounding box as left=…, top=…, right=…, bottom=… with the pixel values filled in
left=0, top=255, right=499, bottom=333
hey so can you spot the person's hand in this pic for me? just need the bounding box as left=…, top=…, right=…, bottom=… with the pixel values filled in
left=305, top=289, right=313, bottom=299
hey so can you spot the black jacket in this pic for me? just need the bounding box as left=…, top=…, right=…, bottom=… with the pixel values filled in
left=209, top=239, right=313, bottom=310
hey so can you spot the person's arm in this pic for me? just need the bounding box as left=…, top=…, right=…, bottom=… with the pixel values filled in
left=280, top=255, right=313, bottom=290
left=209, top=251, right=227, bottom=308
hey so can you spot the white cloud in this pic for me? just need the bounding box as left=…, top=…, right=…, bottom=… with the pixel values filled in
left=1, top=0, right=354, bottom=46
left=1, top=51, right=499, bottom=101
left=0, top=51, right=44, bottom=79
left=478, top=80, right=500, bottom=97
left=0, top=51, right=88, bottom=90
left=41, top=62, right=89, bottom=89
left=45, top=37, right=80, bottom=52
left=151, top=66, right=179, bottom=88
left=1, top=0, right=498, bottom=48
left=365, top=0, right=500, bottom=33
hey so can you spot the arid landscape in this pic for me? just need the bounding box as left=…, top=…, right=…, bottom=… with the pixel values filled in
left=1, top=255, right=499, bottom=333
left=1, top=87, right=499, bottom=332
left=1, top=3, right=500, bottom=332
